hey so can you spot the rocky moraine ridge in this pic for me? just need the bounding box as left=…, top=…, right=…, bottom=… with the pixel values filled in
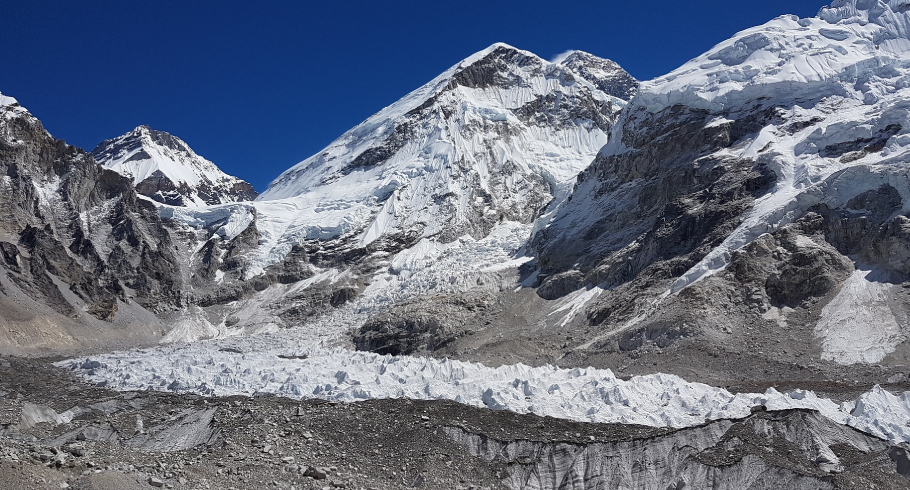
left=3, top=0, right=910, bottom=488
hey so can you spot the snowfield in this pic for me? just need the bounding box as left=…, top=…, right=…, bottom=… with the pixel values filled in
left=59, top=344, right=910, bottom=444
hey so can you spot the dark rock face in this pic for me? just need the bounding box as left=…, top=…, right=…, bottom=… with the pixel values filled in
left=353, top=294, right=488, bottom=355
left=557, top=51, right=639, bottom=101
left=533, top=103, right=779, bottom=301
left=725, top=185, right=910, bottom=309
left=448, top=46, right=543, bottom=90
left=730, top=224, right=854, bottom=307
left=0, top=101, right=183, bottom=325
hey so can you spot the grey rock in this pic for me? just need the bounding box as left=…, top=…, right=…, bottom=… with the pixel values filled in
left=304, top=466, right=328, bottom=480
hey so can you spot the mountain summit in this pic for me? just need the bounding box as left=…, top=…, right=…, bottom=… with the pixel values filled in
left=555, top=50, right=638, bottom=101
left=256, top=43, right=634, bottom=254
left=92, top=126, right=258, bottom=207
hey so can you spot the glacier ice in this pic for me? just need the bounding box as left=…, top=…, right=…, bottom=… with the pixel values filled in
left=59, top=343, right=910, bottom=444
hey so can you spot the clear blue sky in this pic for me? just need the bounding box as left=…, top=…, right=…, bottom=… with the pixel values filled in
left=2, top=0, right=825, bottom=191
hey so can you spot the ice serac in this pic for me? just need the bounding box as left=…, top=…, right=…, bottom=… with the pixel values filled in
left=531, top=0, right=910, bottom=370
left=92, top=126, right=258, bottom=207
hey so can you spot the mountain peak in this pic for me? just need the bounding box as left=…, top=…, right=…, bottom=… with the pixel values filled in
left=0, top=92, right=20, bottom=108
left=457, top=43, right=536, bottom=67
left=255, top=41, right=625, bottom=271
left=556, top=50, right=638, bottom=101
left=92, top=127, right=257, bottom=207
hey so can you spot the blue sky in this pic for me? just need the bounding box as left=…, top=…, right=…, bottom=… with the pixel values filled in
left=2, top=0, right=825, bottom=191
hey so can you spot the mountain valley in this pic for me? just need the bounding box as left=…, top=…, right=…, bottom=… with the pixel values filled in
left=3, top=1, right=910, bottom=488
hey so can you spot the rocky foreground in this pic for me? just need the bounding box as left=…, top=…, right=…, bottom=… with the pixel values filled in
left=0, top=357, right=908, bottom=490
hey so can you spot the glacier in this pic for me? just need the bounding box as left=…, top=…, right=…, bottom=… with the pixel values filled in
left=59, top=342, right=910, bottom=444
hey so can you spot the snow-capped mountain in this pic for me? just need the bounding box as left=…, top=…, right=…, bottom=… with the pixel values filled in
left=92, top=125, right=258, bottom=207
left=9, top=6, right=910, bottom=486
left=254, top=43, right=631, bottom=254
left=139, top=43, right=636, bottom=343
left=6, top=0, right=910, bottom=400
left=531, top=0, right=910, bottom=374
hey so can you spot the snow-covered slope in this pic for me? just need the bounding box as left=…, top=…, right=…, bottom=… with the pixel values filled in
left=651, top=0, right=910, bottom=291
left=251, top=44, right=628, bottom=262
left=637, top=0, right=910, bottom=113
left=92, top=126, right=258, bottom=207
left=526, top=0, right=910, bottom=373
left=140, top=43, right=636, bottom=344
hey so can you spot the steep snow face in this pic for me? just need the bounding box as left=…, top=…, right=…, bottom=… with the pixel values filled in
left=541, top=0, right=910, bottom=298
left=659, top=0, right=910, bottom=292
left=252, top=44, right=627, bottom=267
left=92, top=126, right=258, bottom=207
left=636, top=0, right=910, bottom=113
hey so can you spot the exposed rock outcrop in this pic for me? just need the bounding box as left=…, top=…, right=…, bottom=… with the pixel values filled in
left=0, top=96, right=182, bottom=352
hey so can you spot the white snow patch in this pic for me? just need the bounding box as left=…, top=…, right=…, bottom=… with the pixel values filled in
left=705, top=116, right=735, bottom=128
left=160, top=307, right=220, bottom=344
left=548, top=286, right=605, bottom=327
left=0, top=93, right=18, bottom=108
left=816, top=268, right=904, bottom=364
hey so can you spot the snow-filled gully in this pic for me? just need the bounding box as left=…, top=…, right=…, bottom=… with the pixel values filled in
left=59, top=343, right=910, bottom=445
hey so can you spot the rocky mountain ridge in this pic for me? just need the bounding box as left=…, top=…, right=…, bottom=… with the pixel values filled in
left=5, top=1, right=910, bottom=385
left=0, top=95, right=181, bottom=353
